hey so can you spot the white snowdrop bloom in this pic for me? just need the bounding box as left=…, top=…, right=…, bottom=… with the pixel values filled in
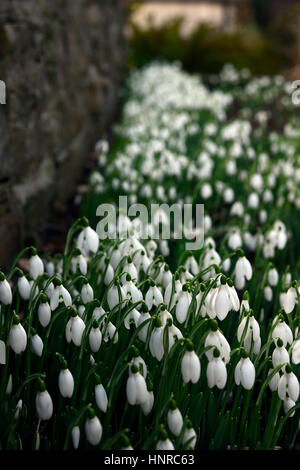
left=124, top=307, right=141, bottom=330
left=145, top=283, right=163, bottom=310
left=85, top=413, right=102, bottom=446
left=205, top=323, right=231, bottom=364
left=149, top=320, right=164, bottom=361
left=248, top=192, right=259, bottom=209
left=37, top=297, right=51, bottom=327
left=78, top=305, right=85, bottom=318
left=70, top=314, right=85, bottom=347
left=81, top=281, right=94, bottom=304
left=230, top=201, right=244, bottom=217
left=17, top=274, right=31, bottom=300
left=126, top=365, right=148, bottom=405
left=29, top=253, right=44, bottom=280
left=244, top=232, right=257, bottom=251
left=137, top=309, right=151, bottom=342
left=181, top=345, right=201, bottom=384
left=31, top=334, right=43, bottom=357
left=272, top=319, right=293, bottom=346
left=272, top=339, right=290, bottom=370
left=107, top=284, right=125, bottom=310
left=222, top=257, right=231, bottom=272
left=58, top=368, right=74, bottom=398
left=36, top=387, right=53, bottom=421
left=103, top=321, right=118, bottom=343
left=223, top=187, right=234, bottom=203
left=268, top=267, right=279, bottom=286
left=168, top=322, right=183, bottom=350
left=72, top=426, right=80, bottom=449
left=121, top=260, right=138, bottom=284
left=259, top=210, right=267, bottom=224
left=130, top=352, right=147, bottom=378
left=109, top=247, right=122, bottom=270
left=184, top=256, right=198, bottom=276
left=234, top=255, right=253, bottom=290
left=164, top=278, right=182, bottom=309
left=50, top=282, right=72, bottom=311
left=77, top=226, right=99, bottom=255
left=146, top=240, right=158, bottom=259
left=46, top=261, right=55, bottom=277
left=103, top=263, right=114, bottom=286
left=283, top=397, right=296, bottom=417
left=268, top=368, right=280, bottom=392
left=95, top=383, right=108, bottom=413
left=159, top=240, right=170, bottom=257
left=264, top=286, right=273, bottom=302
left=0, top=273, right=12, bottom=305
left=167, top=403, right=183, bottom=437
left=72, top=252, right=87, bottom=275
left=250, top=173, right=264, bottom=192
left=156, top=437, right=174, bottom=451
left=201, top=183, right=213, bottom=199
left=292, top=339, right=300, bottom=365
left=202, top=246, right=221, bottom=280
left=89, top=324, right=102, bottom=352
left=278, top=365, right=299, bottom=402
left=92, top=305, right=106, bottom=322
left=206, top=349, right=227, bottom=389
left=9, top=319, right=27, bottom=354
left=280, top=286, right=298, bottom=314
left=122, top=277, right=143, bottom=305
left=183, top=424, right=197, bottom=449
left=206, top=278, right=239, bottom=321
left=141, top=390, right=154, bottom=416
left=228, top=230, right=242, bottom=250
left=234, top=355, right=255, bottom=390
left=175, top=287, right=191, bottom=324
left=263, top=189, right=273, bottom=203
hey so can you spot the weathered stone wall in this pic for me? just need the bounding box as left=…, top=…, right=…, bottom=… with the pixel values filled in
left=0, top=0, right=127, bottom=267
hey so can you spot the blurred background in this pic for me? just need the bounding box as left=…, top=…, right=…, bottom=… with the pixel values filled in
left=0, top=0, right=299, bottom=268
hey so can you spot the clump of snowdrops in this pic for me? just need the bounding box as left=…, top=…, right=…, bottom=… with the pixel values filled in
left=1, top=62, right=300, bottom=450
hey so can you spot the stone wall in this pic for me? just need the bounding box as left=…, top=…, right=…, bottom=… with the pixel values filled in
left=0, top=0, right=127, bottom=267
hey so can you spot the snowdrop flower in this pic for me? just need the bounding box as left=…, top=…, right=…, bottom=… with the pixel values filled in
left=149, top=317, right=164, bottom=361
left=72, top=426, right=80, bottom=449
left=122, top=275, right=143, bottom=305
left=205, top=320, right=230, bottom=363
left=207, top=348, right=227, bottom=389
left=81, top=280, right=94, bottom=304
left=283, top=397, right=296, bottom=417
left=156, top=426, right=174, bottom=451
left=85, top=409, right=102, bottom=446
left=206, top=277, right=240, bottom=321
left=29, top=249, right=44, bottom=280
left=175, top=285, right=191, bottom=324
left=77, top=226, right=99, bottom=255
left=237, top=312, right=261, bottom=354
left=58, top=358, right=74, bottom=398
left=17, top=271, right=31, bottom=300
left=89, top=321, right=102, bottom=352
left=234, top=253, right=252, bottom=290
left=124, top=307, right=141, bottom=330
left=181, top=342, right=201, bottom=384
left=95, top=379, right=108, bottom=413
left=264, top=286, right=273, bottom=302
left=272, top=338, right=290, bottom=370
left=292, top=339, right=300, bottom=365
left=185, top=255, right=199, bottom=276
left=72, top=249, right=87, bottom=275
left=268, top=367, right=280, bottom=392
left=68, top=311, right=85, bottom=347
left=9, top=315, right=27, bottom=354
left=103, top=321, right=118, bottom=344
left=0, top=272, right=12, bottom=305
left=141, top=382, right=154, bottom=416
left=278, top=365, right=299, bottom=402
left=50, top=280, right=72, bottom=311
left=137, top=304, right=151, bottom=342
left=268, top=267, right=279, bottom=286
left=280, top=285, right=298, bottom=314
left=234, top=352, right=255, bottom=389
left=145, top=281, right=163, bottom=310
left=228, top=230, right=242, bottom=250
left=31, top=333, right=43, bottom=357
left=167, top=399, right=183, bottom=437
left=164, top=276, right=182, bottom=310
left=272, top=317, right=293, bottom=346
left=126, top=364, right=148, bottom=405
left=183, top=420, right=197, bottom=449
left=36, top=381, right=53, bottom=421
left=107, top=283, right=125, bottom=311
left=38, top=295, right=51, bottom=327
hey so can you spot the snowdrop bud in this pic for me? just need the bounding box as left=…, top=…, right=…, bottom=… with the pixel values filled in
left=57, top=355, right=74, bottom=398
left=181, top=342, right=201, bottom=384
left=29, top=249, right=44, bottom=280
left=207, top=348, right=227, bottom=389
left=95, top=379, right=108, bottom=413
left=264, top=286, right=273, bottom=302
left=72, top=426, right=80, bottom=449
left=272, top=339, right=290, bottom=370
left=89, top=321, right=102, bottom=353
left=268, top=267, right=279, bottom=286
left=81, top=280, right=94, bottom=304
left=183, top=420, right=197, bottom=449
left=0, top=272, right=12, bottom=305
left=175, top=285, right=191, bottom=324
left=17, top=271, right=31, bottom=300
left=71, top=313, right=85, bottom=347
left=36, top=381, right=53, bottom=421
left=167, top=399, right=183, bottom=436
left=9, top=315, right=27, bottom=354
left=156, top=426, right=174, bottom=451
left=234, top=352, right=255, bottom=390
left=85, top=409, right=102, bottom=446
left=31, top=333, right=43, bottom=357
